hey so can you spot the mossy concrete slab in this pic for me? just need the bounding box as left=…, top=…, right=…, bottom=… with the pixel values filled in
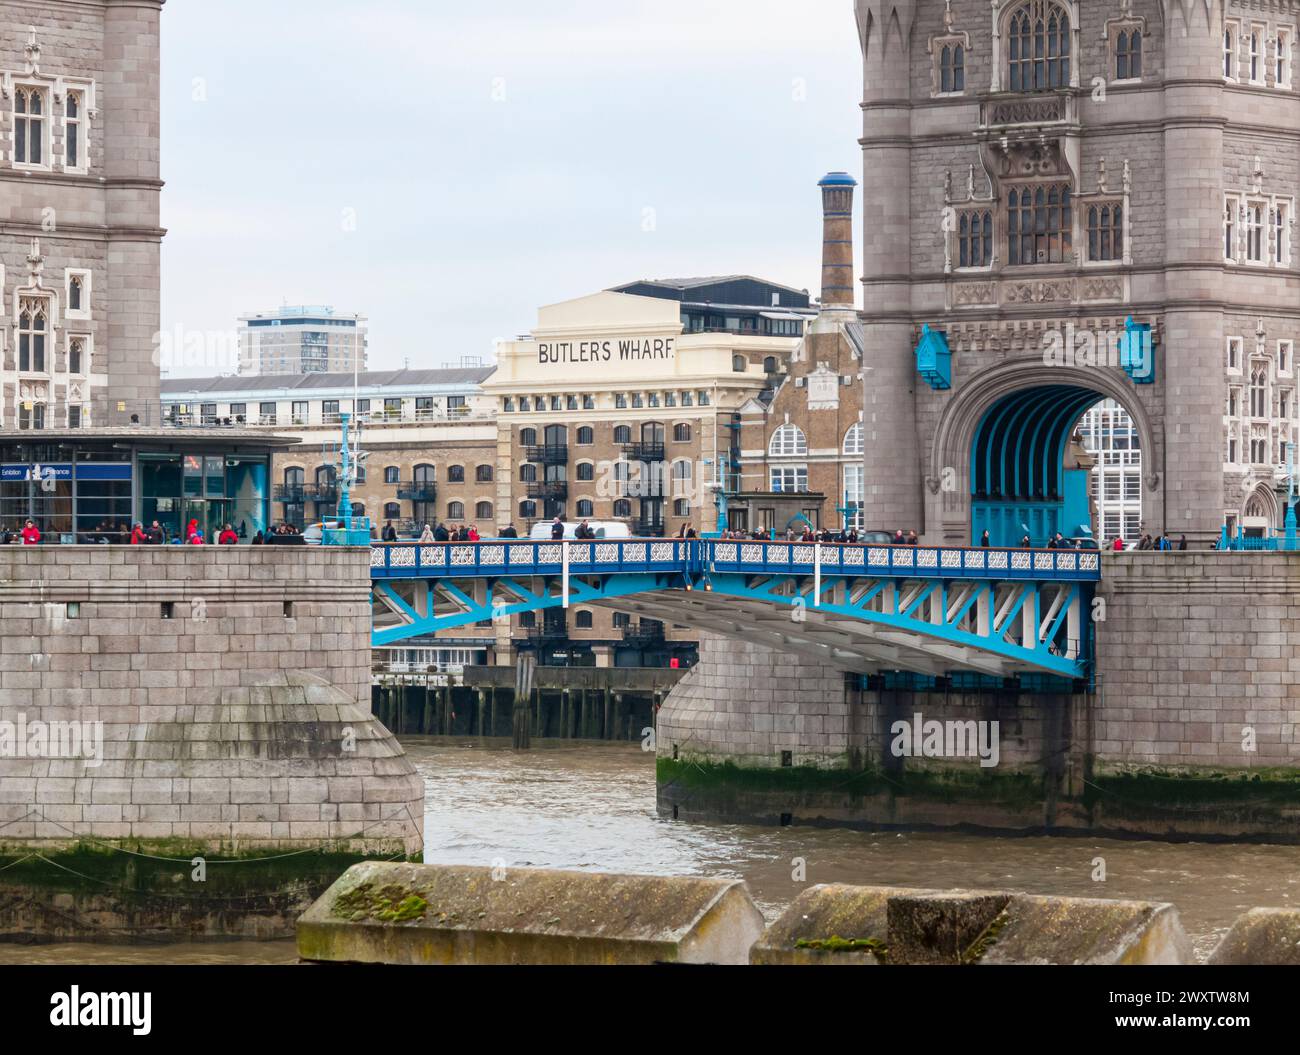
left=1208, top=908, right=1300, bottom=965
left=751, top=884, right=901, bottom=964
left=753, top=884, right=1190, bottom=965
left=297, top=861, right=766, bottom=964
left=982, top=894, right=1190, bottom=965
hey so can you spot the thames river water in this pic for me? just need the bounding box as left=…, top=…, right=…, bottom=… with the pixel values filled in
left=7, top=737, right=1300, bottom=963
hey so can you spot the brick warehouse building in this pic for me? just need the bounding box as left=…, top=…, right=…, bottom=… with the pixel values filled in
left=0, top=2, right=164, bottom=426
left=856, top=0, right=1300, bottom=546
left=482, top=285, right=809, bottom=666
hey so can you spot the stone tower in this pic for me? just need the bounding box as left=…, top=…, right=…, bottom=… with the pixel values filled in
left=856, top=1, right=925, bottom=534
left=852, top=0, right=1296, bottom=546
left=0, top=1, right=165, bottom=429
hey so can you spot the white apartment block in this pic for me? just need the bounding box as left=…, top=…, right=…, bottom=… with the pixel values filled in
left=237, top=305, right=368, bottom=376
left=161, top=366, right=494, bottom=428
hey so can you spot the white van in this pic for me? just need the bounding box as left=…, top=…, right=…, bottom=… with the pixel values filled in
left=527, top=520, right=632, bottom=540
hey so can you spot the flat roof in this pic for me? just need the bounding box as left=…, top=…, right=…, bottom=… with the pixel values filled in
left=0, top=427, right=301, bottom=449
left=161, top=366, right=496, bottom=396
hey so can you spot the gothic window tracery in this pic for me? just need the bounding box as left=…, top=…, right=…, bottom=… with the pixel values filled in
left=1006, top=1, right=1071, bottom=92
left=1007, top=183, right=1072, bottom=265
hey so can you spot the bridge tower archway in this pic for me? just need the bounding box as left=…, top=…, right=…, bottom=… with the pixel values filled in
left=928, top=364, right=1160, bottom=547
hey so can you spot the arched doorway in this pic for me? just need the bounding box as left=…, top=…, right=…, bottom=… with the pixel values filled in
left=968, top=384, right=1146, bottom=547
left=1242, top=485, right=1279, bottom=538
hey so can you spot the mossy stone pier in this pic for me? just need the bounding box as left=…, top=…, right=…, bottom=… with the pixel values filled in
left=657, top=554, right=1300, bottom=842
left=0, top=547, right=423, bottom=941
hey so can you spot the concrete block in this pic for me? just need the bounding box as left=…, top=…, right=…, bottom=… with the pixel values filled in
left=751, top=884, right=1190, bottom=965
left=297, top=862, right=766, bottom=965
left=1208, top=908, right=1300, bottom=965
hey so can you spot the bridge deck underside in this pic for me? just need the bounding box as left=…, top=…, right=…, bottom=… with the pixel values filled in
left=372, top=571, right=1089, bottom=680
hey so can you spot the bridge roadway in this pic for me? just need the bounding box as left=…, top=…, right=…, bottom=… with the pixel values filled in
left=369, top=538, right=1101, bottom=680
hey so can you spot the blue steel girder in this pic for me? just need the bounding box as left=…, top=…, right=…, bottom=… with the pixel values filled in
left=692, top=574, right=1089, bottom=679
left=367, top=540, right=1097, bottom=678
left=372, top=572, right=672, bottom=646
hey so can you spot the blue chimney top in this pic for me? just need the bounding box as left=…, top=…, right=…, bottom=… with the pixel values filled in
left=818, top=171, right=858, bottom=187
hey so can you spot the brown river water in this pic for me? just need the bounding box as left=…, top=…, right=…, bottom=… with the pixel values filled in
left=5, top=737, right=1300, bottom=964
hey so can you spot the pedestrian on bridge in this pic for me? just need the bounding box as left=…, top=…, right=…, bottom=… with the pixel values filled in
left=980, top=530, right=990, bottom=547
left=499, top=523, right=518, bottom=538
left=419, top=524, right=435, bottom=542
left=382, top=520, right=398, bottom=542
left=20, top=519, right=40, bottom=545
left=550, top=517, right=564, bottom=540
left=434, top=522, right=449, bottom=541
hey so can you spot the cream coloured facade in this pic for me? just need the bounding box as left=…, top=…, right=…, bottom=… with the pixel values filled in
left=486, top=291, right=802, bottom=536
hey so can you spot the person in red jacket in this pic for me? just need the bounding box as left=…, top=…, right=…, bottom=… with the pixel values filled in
left=187, top=530, right=205, bottom=545
left=20, top=519, right=40, bottom=545
left=218, top=524, right=238, bottom=545
left=130, top=522, right=147, bottom=545
left=466, top=525, right=480, bottom=542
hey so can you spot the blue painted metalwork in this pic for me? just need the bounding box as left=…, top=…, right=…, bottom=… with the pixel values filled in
left=369, top=539, right=1099, bottom=678
left=1219, top=527, right=1300, bottom=552
left=970, top=385, right=1104, bottom=546
left=1121, top=316, right=1154, bottom=384
left=914, top=324, right=952, bottom=390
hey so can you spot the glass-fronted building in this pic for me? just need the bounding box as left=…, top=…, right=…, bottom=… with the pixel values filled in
left=0, top=428, right=298, bottom=542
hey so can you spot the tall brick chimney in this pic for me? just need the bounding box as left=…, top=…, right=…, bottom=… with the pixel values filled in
left=818, top=171, right=857, bottom=308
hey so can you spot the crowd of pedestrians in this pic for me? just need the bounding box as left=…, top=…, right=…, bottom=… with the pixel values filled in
left=1118, top=533, right=1187, bottom=551
left=0, top=514, right=1206, bottom=551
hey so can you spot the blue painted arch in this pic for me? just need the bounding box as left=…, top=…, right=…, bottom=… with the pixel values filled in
left=970, top=384, right=1106, bottom=547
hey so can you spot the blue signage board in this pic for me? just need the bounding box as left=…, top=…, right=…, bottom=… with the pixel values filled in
left=75, top=463, right=133, bottom=481
left=1, top=463, right=72, bottom=481
left=0, top=463, right=131, bottom=482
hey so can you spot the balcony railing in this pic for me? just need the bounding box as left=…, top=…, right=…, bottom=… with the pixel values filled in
left=621, top=621, right=665, bottom=647
left=526, top=481, right=568, bottom=501
left=304, top=483, right=339, bottom=504
left=395, top=481, right=438, bottom=502
left=623, top=440, right=665, bottom=463
left=977, top=90, right=1077, bottom=133
left=525, top=444, right=569, bottom=465
left=273, top=485, right=305, bottom=504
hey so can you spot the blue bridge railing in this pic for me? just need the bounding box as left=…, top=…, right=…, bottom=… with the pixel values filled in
left=369, top=539, right=1100, bottom=583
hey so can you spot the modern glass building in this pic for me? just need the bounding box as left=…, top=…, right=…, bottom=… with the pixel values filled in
left=0, top=428, right=298, bottom=542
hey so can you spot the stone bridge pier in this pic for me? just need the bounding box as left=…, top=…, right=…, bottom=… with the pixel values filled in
left=658, top=553, right=1300, bottom=841
left=0, top=546, right=422, bottom=855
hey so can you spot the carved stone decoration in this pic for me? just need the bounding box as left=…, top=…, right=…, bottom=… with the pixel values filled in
left=26, top=238, right=44, bottom=287
left=1081, top=277, right=1124, bottom=302
left=1003, top=279, right=1077, bottom=305
left=953, top=281, right=998, bottom=307
left=806, top=362, right=841, bottom=410
left=1004, top=282, right=1037, bottom=305
left=24, top=26, right=40, bottom=76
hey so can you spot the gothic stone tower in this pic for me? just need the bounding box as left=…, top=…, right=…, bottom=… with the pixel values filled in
left=0, top=0, right=165, bottom=428
left=856, top=0, right=1295, bottom=545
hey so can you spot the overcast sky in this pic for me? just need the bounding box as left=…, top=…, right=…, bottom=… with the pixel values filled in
left=159, top=0, right=862, bottom=376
